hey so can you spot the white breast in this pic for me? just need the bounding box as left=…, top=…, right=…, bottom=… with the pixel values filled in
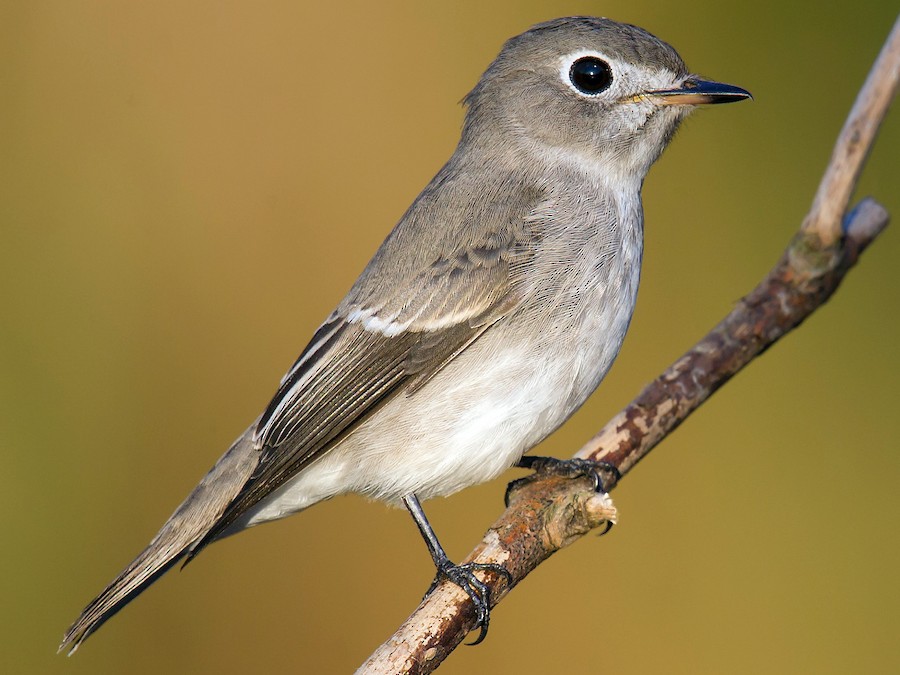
left=239, top=179, right=644, bottom=528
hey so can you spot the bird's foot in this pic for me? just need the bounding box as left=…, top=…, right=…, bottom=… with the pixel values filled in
left=505, top=457, right=620, bottom=533
left=512, top=456, right=621, bottom=493
left=427, top=559, right=513, bottom=645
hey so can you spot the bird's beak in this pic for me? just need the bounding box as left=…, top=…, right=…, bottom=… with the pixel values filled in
left=644, top=78, right=752, bottom=105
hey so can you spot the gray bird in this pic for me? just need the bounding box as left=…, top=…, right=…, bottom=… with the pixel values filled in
left=61, top=16, right=749, bottom=653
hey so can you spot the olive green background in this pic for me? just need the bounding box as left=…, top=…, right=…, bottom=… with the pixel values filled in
left=3, top=2, right=898, bottom=673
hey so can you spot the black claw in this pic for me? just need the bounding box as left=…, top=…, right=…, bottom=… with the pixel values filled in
left=507, top=456, right=621, bottom=505
left=428, top=560, right=512, bottom=645
left=597, top=518, right=614, bottom=536
left=404, top=494, right=513, bottom=645
left=504, top=477, right=526, bottom=507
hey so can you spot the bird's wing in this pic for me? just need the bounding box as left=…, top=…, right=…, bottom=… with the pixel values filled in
left=190, top=196, right=543, bottom=553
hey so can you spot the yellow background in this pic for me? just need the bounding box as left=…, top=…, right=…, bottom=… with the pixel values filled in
left=3, top=2, right=898, bottom=673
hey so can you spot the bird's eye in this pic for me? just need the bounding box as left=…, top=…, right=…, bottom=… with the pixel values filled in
left=569, top=57, right=613, bottom=96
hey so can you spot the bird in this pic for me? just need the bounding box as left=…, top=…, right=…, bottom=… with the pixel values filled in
left=61, top=16, right=750, bottom=653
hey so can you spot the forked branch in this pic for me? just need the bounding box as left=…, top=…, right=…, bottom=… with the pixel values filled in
left=358, top=15, right=898, bottom=675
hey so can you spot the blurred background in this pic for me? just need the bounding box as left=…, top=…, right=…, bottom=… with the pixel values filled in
left=2, top=2, right=898, bottom=673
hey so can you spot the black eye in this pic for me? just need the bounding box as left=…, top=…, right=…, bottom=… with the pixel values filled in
left=569, top=57, right=613, bottom=95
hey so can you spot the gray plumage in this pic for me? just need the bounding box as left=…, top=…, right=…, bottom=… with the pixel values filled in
left=61, top=16, right=749, bottom=653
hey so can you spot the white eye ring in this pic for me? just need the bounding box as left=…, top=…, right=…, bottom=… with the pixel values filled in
left=560, top=50, right=615, bottom=97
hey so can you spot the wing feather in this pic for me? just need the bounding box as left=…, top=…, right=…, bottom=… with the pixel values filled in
left=190, top=184, right=548, bottom=553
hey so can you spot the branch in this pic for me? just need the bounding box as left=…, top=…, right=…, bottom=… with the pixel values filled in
left=801, top=13, right=900, bottom=247
left=357, top=18, right=898, bottom=675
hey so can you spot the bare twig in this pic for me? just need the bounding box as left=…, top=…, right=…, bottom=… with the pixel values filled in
left=802, top=14, right=899, bottom=247
left=575, top=197, right=888, bottom=475
left=357, top=18, right=897, bottom=675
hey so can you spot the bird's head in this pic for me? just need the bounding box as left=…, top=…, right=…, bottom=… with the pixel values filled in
left=463, top=17, right=750, bottom=180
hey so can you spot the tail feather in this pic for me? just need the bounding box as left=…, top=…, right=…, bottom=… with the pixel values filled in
left=60, top=424, right=259, bottom=654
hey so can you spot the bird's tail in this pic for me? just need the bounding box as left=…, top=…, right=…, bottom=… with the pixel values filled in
left=59, top=423, right=259, bottom=654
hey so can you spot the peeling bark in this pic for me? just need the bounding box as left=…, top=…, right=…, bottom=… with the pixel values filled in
left=358, top=16, right=898, bottom=675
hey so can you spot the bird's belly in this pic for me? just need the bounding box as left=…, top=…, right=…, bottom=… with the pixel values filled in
left=242, top=281, right=636, bottom=527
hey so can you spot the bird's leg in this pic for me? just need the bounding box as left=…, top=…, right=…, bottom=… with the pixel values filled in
left=505, top=457, right=620, bottom=533
left=402, top=494, right=512, bottom=645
